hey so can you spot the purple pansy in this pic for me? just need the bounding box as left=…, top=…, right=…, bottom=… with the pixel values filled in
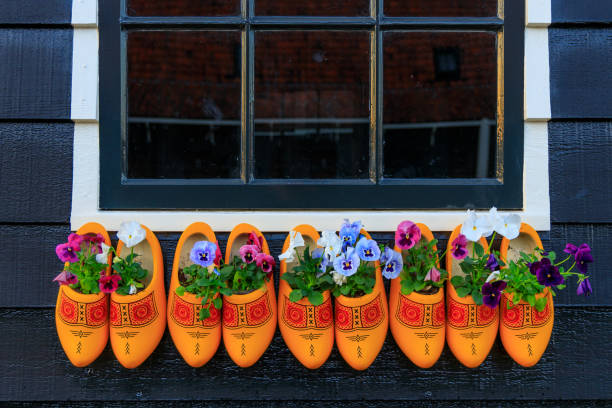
left=395, top=221, right=421, bottom=250
left=190, top=241, right=218, bottom=268
left=485, top=253, right=499, bottom=272
left=574, top=244, right=593, bottom=274
left=533, top=258, right=564, bottom=287
left=255, top=252, right=275, bottom=274
left=340, top=219, right=362, bottom=246
left=333, top=246, right=360, bottom=277
left=577, top=278, right=593, bottom=296
left=239, top=244, right=260, bottom=264
left=482, top=280, right=507, bottom=308
left=563, top=243, right=578, bottom=255
left=55, top=241, right=80, bottom=263
left=355, top=238, right=381, bottom=262
left=380, top=247, right=403, bottom=279
left=451, top=234, right=468, bottom=260
left=53, top=270, right=78, bottom=286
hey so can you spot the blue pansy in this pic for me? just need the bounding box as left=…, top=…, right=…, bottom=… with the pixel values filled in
left=380, top=247, right=403, bottom=279
left=190, top=241, right=217, bottom=267
left=355, top=238, right=381, bottom=262
left=333, top=246, right=360, bottom=277
left=340, top=219, right=362, bottom=247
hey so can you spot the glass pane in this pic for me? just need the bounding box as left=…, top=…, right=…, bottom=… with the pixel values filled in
left=127, top=0, right=240, bottom=16
left=127, top=31, right=241, bottom=179
left=383, top=32, right=498, bottom=178
left=256, top=0, right=369, bottom=16
left=385, top=0, right=498, bottom=17
left=254, top=31, right=370, bottom=179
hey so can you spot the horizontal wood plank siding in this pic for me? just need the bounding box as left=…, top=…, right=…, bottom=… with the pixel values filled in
left=0, top=0, right=71, bottom=25
left=552, top=0, right=612, bottom=24
left=0, top=29, right=72, bottom=119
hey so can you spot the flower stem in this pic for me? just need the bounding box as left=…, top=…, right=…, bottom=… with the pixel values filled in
left=554, top=255, right=572, bottom=266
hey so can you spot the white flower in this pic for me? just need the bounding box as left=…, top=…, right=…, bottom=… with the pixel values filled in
left=461, top=209, right=497, bottom=242
left=278, top=231, right=305, bottom=263
left=481, top=207, right=500, bottom=238
left=318, top=231, right=343, bottom=261
left=332, top=272, right=347, bottom=286
left=494, top=213, right=521, bottom=240
left=128, top=283, right=137, bottom=295
left=96, top=242, right=111, bottom=264
left=485, top=271, right=501, bottom=283
left=117, top=221, right=146, bottom=248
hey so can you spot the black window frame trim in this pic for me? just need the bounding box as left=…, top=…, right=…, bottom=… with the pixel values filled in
left=99, top=0, right=524, bottom=210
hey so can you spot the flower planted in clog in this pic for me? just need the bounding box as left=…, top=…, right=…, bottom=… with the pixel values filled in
left=222, top=224, right=277, bottom=368
left=278, top=226, right=335, bottom=369
left=54, top=223, right=112, bottom=367
left=109, top=222, right=166, bottom=369
left=168, top=223, right=223, bottom=367
left=387, top=222, right=447, bottom=368
left=497, top=222, right=594, bottom=367
left=331, top=220, right=389, bottom=370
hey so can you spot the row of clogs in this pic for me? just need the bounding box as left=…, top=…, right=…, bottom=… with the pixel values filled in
left=56, top=221, right=552, bottom=369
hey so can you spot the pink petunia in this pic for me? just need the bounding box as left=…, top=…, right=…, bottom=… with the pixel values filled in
left=99, top=274, right=122, bottom=293
left=255, top=252, right=275, bottom=274
left=395, top=221, right=422, bottom=250
left=239, top=244, right=260, bottom=264
left=53, top=270, right=78, bottom=286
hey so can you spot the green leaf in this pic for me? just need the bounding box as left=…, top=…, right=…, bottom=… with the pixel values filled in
left=308, top=291, right=324, bottom=306
left=535, top=297, right=548, bottom=312
left=199, top=308, right=211, bottom=320
left=175, top=286, right=185, bottom=296
left=450, top=276, right=465, bottom=288
left=456, top=286, right=471, bottom=298
left=213, top=296, right=222, bottom=310
left=471, top=289, right=483, bottom=305
left=474, top=242, right=484, bottom=257
left=289, top=289, right=303, bottom=303
left=526, top=294, right=536, bottom=307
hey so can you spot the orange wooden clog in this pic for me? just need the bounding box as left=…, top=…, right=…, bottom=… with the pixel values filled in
left=335, top=229, right=389, bottom=371
left=55, top=222, right=111, bottom=367
left=499, top=223, right=554, bottom=367
left=389, top=223, right=445, bottom=368
left=110, top=225, right=166, bottom=369
left=167, top=222, right=222, bottom=367
left=278, top=225, right=333, bottom=369
left=445, top=225, right=498, bottom=368
left=222, top=223, right=277, bottom=368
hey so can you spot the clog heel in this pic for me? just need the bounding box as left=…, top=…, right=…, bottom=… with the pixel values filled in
left=110, top=225, right=166, bottom=369
left=389, top=223, right=445, bottom=368
left=278, top=225, right=333, bottom=369
left=499, top=223, right=554, bottom=367
left=168, top=222, right=222, bottom=367
left=55, top=222, right=111, bottom=367
left=335, top=229, right=388, bottom=370
left=445, top=225, right=498, bottom=368
left=222, top=224, right=277, bottom=367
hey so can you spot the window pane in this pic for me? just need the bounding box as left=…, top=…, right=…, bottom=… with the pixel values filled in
left=127, top=31, right=241, bottom=179
left=256, top=0, right=369, bottom=16
left=127, top=0, right=240, bottom=16
left=254, top=31, right=370, bottom=179
left=383, top=32, right=498, bottom=178
left=384, top=0, right=498, bottom=17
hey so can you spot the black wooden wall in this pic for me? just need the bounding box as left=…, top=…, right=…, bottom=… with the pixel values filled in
left=1, top=1, right=611, bottom=405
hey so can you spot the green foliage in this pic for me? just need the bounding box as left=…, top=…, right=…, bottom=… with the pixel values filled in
left=112, top=248, right=149, bottom=295
left=450, top=243, right=504, bottom=306
left=331, top=263, right=376, bottom=298
left=399, top=238, right=447, bottom=296
left=176, top=263, right=230, bottom=320
left=281, top=246, right=334, bottom=306
left=222, top=255, right=269, bottom=293
left=65, top=242, right=107, bottom=294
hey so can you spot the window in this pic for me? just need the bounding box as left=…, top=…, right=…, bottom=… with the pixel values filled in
left=99, top=0, right=523, bottom=210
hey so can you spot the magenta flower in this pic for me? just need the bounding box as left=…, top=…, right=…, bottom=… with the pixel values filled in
left=482, top=280, right=507, bottom=308
left=240, top=244, right=260, bottom=264
left=451, top=234, right=468, bottom=260
left=68, top=233, right=84, bottom=247
left=395, top=221, right=421, bottom=250
left=424, top=267, right=441, bottom=282
left=53, top=270, right=78, bottom=286
left=99, top=274, right=121, bottom=293
left=82, top=233, right=105, bottom=254
left=577, top=278, right=593, bottom=296
left=247, top=231, right=263, bottom=250
left=255, top=253, right=275, bottom=274
left=56, top=242, right=80, bottom=263
left=563, top=243, right=578, bottom=255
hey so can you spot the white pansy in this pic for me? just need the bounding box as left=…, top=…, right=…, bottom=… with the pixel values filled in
left=128, top=283, right=137, bottom=295
left=461, top=210, right=483, bottom=242
left=494, top=213, right=521, bottom=240
left=278, top=231, right=305, bottom=263
left=96, top=242, right=111, bottom=264
left=480, top=207, right=500, bottom=237
left=318, top=231, right=343, bottom=260
left=332, top=272, right=347, bottom=286
left=485, top=271, right=501, bottom=283
left=117, top=221, right=146, bottom=248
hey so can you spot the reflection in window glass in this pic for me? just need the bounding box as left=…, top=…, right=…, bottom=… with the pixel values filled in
left=383, top=32, right=498, bottom=178
left=127, top=0, right=240, bottom=16
left=384, top=0, right=498, bottom=17
left=256, top=0, right=370, bottom=16
left=254, top=31, right=370, bottom=179
left=127, top=31, right=241, bottom=178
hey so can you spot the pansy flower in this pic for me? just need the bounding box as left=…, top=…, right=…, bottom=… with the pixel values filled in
left=333, top=246, right=360, bottom=277
left=485, top=253, right=499, bottom=272
left=318, top=231, right=343, bottom=261
left=255, top=253, right=275, bottom=274
left=533, top=258, right=564, bottom=287
left=577, top=278, right=593, bottom=296
left=278, top=231, right=305, bottom=263
left=99, top=274, right=121, bottom=293
left=461, top=209, right=494, bottom=241
left=53, top=270, right=78, bottom=286
left=96, top=242, right=111, bottom=264
left=395, top=221, right=421, bottom=250
left=574, top=244, right=593, bottom=274
left=332, top=272, right=347, bottom=286
left=117, top=221, right=146, bottom=248
left=493, top=212, right=521, bottom=240
left=482, top=280, right=507, bottom=308
left=340, top=219, right=362, bottom=246
left=424, top=267, right=441, bottom=283
left=213, top=243, right=222, bottom=265
left=355, top=238, right=381, bottom=262
left=55, top=241, right=81, bottom=263
left=380, top=247, right=403, bottom=279
left=190, top=241, right=218, bottom=268
left=82, top=233, right=105, bottom=254
left=247, top=231, right=263, bottom=251
left=239, top=244, right=259, bottom=264
left=451, top=234, right=468, bottom=260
